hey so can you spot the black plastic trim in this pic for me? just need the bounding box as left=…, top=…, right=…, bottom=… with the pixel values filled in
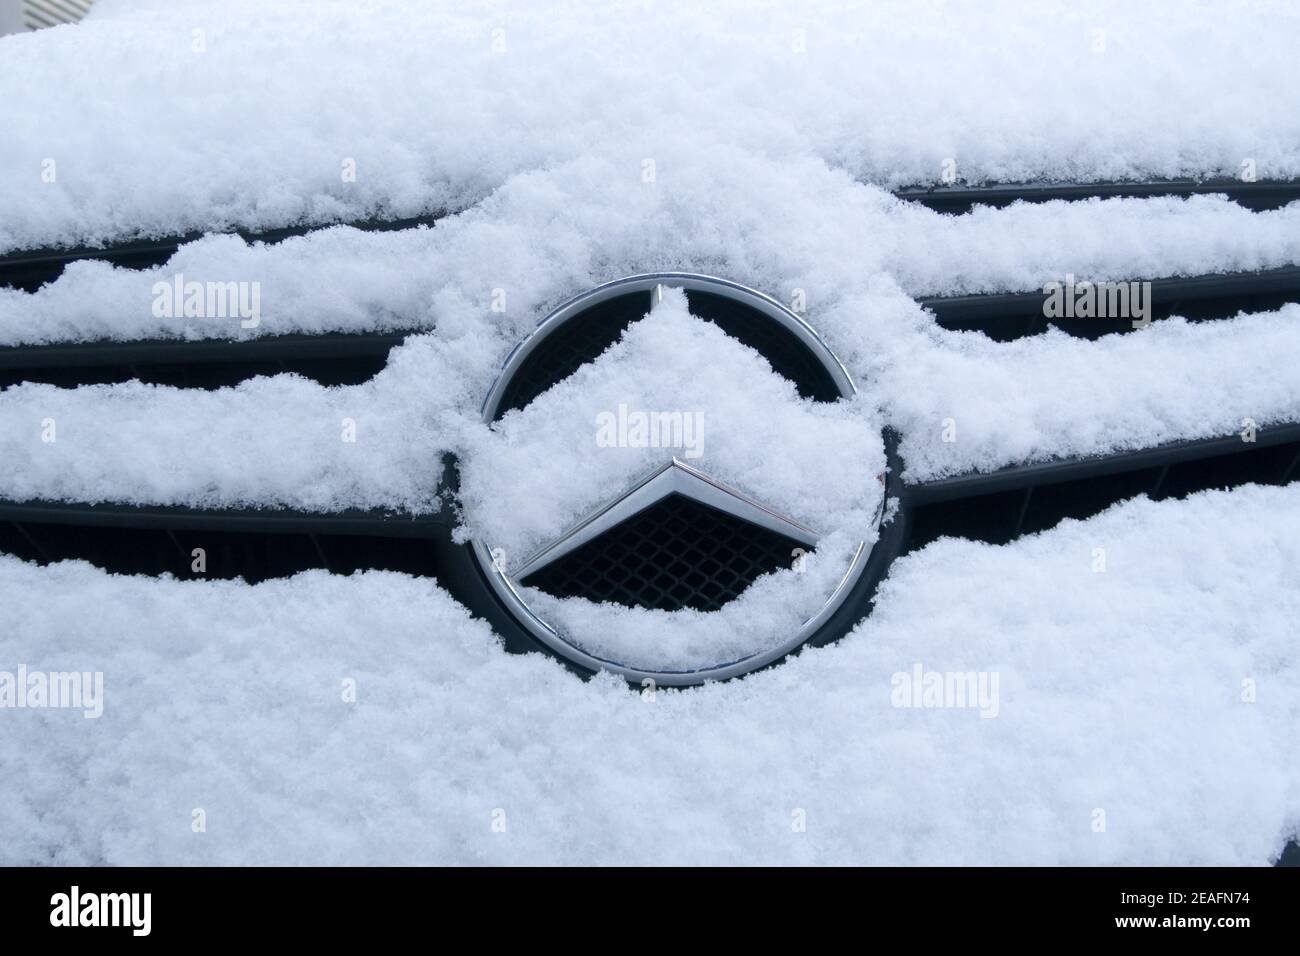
left=0, top=211, right=445, bottom=292
left=908, top=422, right=1300, bottom=506
left=0, top=499, right=452, bottom=537
left=922, top=266, right=1300, bottom=340
left=0, top=330, right=409, bottom=371
left=895, top=178, right=1300, bottom=214
left=6, top=178, right=1293, bottom=292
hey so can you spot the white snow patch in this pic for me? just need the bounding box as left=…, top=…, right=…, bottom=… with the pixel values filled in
left=3, top=152, right=1299, bottom=505
left=1, top=483, right=1296, bottom=865
left=0, top=368, right=451, bottom=513
left=8, top=188, right=1300, bottom=346
left=524, top=531, right=866, bottom=672
left=882, top=308, right=1300, bottom=480
left=885, top=196, right=1300, bottom=296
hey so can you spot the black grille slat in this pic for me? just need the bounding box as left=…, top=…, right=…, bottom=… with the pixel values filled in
left=0, top=428, right=1296, bottom=597
left=0, top=499, right=452, bottom=536
left=519, top=493, right=806, bottom=612
left=0, top=212, right=447, bottom=293
left=0, top=520, right=441, bottom=582
left=4, top=179, right=1295, bottom=293
left=895, top=178, right=1300, bottom=214
left=908, top=425, right=1300, bottom=548
left=0, top=331, right=407, bottom=389
left=0, top=501, right=451, bottom=582
left=922, top=266, right=1300, bottom=341
left=910, top=423, right=1300, bottom=505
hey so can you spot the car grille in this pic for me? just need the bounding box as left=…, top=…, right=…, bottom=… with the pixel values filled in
left=909, top=426, right=1300, bottom=548
left=2, top=179, right=1299, bottom=579
left=4, top=180, right=1299, bottom=861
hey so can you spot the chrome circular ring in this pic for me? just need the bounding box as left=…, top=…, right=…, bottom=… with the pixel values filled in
left=471, top=273, right=876, bottom=685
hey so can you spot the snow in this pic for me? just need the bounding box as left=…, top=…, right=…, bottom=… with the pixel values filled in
left=4, top=1, right=1300, bottom=493
left=885, top=195, right=1300, bottom=296
left=2, top=153, right=1299, bottom=507
left=458, top=289, right=884, bottom=559
left=0, top=369, right=450, bottom=513
left=5, top=0, right=1300, bottom=255
left=2, top=482, right=1296, bottom=865
left=3, top=279, right=1296, bottom=509
left=881, top=307, right=1300, bottom=480
left=8, top=192, right=1300, bottom=348
left=1, top=0, right=1299, bottom=865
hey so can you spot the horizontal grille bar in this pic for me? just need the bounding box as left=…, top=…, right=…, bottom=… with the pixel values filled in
left=0, top=331, right=408, bottom=370
left=0, top=331, right=409, bottom=389
left=909, top=422, right=1300, bottom=505
left=895, top=178, right=1300, bottom=214
left=908, top=423, right=1300, bottom=548
left=0, top=500, right=454, bottom=583
left=4, top=266, right=1296, bottom=388
left=0, top=499, right=452, bottom=537
left=4, top=427, right=1296, bottom=580
left=8, top=179, right=1292, bottom=292
left=0, top=211, right=446, bottom=292
left=922, top=266, right=1300, bottom=340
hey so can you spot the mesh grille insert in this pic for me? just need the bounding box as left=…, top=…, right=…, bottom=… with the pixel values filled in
left=518, top=493, right=806, bottom=612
